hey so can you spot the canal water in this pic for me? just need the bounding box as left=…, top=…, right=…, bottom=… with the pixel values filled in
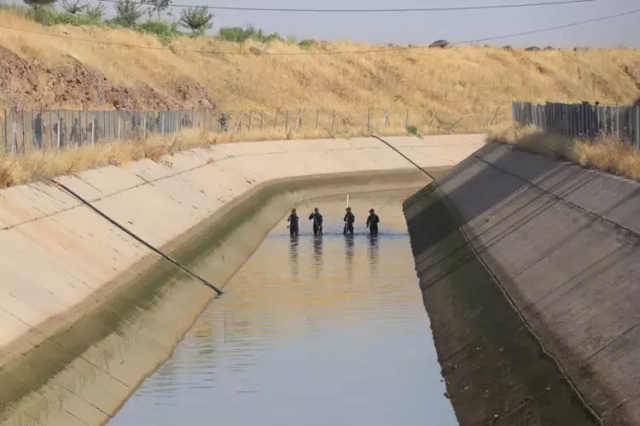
left=110, top=189, right=456, bottom=426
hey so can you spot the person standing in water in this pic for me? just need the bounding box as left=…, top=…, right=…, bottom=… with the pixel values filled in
left=343, top=207, right=355, bottom=235
left=287, top=208, right=299, bottom=236
left=366, top=208, right=380, bottom=235
left=309, top=207, right=323, bottom=236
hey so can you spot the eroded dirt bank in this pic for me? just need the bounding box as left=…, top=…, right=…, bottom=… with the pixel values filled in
left=404, top=143, right=640, bottom=425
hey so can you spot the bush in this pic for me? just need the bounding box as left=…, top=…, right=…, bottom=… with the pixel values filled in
left=218, top=24, right=283, bottom=43
left=138, top=20, right=179, bottom=43
left=406, top=124, right=421, bottom=137
left=298, top=39, right=314, bottom=49
left=32, top=6, right=101, bottom=26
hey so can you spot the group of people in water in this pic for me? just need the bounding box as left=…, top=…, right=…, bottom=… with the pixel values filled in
left=287, top=207, right=380, bottom=236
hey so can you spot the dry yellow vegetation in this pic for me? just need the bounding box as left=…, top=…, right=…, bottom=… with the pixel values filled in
left=488, top=125, right=640, bottom=181
left=2, top=9, right=640, bottom=135
left=0, top=123, right=411, bottom=188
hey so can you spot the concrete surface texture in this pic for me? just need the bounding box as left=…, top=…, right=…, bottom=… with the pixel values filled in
left=410, top=142, right=640, bottom=424
left=0, top=134, right=482, bottom=363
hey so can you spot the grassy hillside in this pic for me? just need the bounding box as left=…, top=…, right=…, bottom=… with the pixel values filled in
left=1, top=9, right=640, bottom=134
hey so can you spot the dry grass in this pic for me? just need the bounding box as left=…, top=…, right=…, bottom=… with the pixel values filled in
left=2, top=9, right=640, bottom=133
left=0, top=123, right=411, bottom=188
left=488, top=125, right=640, bottom=180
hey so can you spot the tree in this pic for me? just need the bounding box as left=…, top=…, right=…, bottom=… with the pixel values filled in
left=85, top=2, right=106, bottom=21
left=145, top=0, right=171, bottom=19
left=179, top=6, right=213, bottom=37
left=61, top=0, right=86, bottom=14
left=23, top=0, right=56, bottom=10
left=115, top=0, right=143, bottom=27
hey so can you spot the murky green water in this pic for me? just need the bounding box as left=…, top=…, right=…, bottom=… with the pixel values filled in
left=110, top=190, right=456, bottom=426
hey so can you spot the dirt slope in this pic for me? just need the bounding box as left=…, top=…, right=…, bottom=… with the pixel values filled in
left=1, top=10, right=640, bottom=131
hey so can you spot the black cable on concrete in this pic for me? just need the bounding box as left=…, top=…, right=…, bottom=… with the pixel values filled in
left=371, top=135, right=436, bottom=180
left=372, top=135, right=604, bottom=424
left=51, top=179, right=224, bottom=296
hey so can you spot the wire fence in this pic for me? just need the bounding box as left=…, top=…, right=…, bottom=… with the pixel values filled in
left=513, top=101, right=640, bottom=149
left=0, top=106, right=508, bottom=156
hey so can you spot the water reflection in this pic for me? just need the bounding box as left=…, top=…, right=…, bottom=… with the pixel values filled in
left=344, top=234, right=355, bottom=281
left=312, top=235, right=323, bottom=278
left=289, top=235, right=299, bottom=279
left=110, top=191, right=456, bottom=426
left=368, top=234, right=379, bottom=275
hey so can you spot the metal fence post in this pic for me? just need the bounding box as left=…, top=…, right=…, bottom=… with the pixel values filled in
left=331, top=110, right=335, bottom=133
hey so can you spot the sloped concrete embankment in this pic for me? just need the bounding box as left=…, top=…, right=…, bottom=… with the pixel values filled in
left=404, top=142, right=640, bottom=425
left=0, top=135, right=483, bottom=425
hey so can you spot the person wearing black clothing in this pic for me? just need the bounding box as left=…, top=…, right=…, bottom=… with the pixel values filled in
left=366, top=208, right=380, bottom=235
left=287, top=208, right=299, bottom=236
left=343, top=207, right=355, bottom=235
left=308, top=208, right=323, bottom=235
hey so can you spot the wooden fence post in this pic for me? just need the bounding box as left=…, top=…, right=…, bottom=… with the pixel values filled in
left=12, top=110, right=17, bottom=154
left=21, top=109, right=26, bottom=155
left=636, top=106, right=640, bottom=150
left=3, top=109, right=7, bottom=153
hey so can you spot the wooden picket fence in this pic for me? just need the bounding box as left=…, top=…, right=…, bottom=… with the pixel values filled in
left=513, top=101, right=640, bottom=149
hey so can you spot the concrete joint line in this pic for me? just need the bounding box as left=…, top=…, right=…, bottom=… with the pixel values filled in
left=375, top=135, right=603, bottom=424
left=50, top=179, right=224, bottom=296
left=472, top=152, right=640, bottom=240
left=444, top=188, right=603, bottom=424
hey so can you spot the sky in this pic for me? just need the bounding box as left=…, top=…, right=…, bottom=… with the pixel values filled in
left=157, top=0, right=640, bottom=47
left=5, top=0, right=640, bottom=47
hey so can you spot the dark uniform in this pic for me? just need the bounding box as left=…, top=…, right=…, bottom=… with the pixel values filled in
left=309, top=209, right=323, bottom=236
left=343, top=208, right=355, bottom=235
left=288, top=211, right=299, bottom=236
left=366, top=210, right=380, bottom=235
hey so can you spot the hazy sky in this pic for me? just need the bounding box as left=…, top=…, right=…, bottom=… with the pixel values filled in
left=7, top=0, right=639, bottom=47
left=167, top=0, right=640, bottom=47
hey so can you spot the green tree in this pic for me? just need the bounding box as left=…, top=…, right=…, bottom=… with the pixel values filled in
left=115, top=0, right=143, bottom=27
left=85, top=2, right=106, bottom=22
left=145, top=0, right=171, bottom=20
left=179, top=6, right=213, bottom=37
left=61, top=0, right=85, bottom=14
left=23, top=0, right=56, bottom=10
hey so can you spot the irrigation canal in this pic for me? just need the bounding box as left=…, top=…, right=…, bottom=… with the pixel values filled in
left=109, top=189, right=456, bottom=426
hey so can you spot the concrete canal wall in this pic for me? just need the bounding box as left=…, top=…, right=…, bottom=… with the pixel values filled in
left=0, top=135, right=483, bottom=425
left=404, top=142, right=640, bottom=425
